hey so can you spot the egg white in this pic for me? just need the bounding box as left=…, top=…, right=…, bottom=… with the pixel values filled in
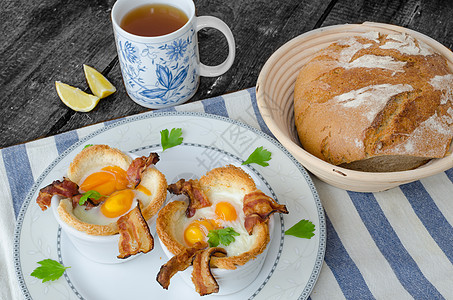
left=73, top=182, right=153, bottom=225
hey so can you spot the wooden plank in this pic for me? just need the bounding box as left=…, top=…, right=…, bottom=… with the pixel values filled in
left=0, top=0, right=332, bottom=148
left=193, top=0, right=333, bottom=99
left=0, top=0, right=120, bottom=147
left=323, top=0, right=453, bottom=47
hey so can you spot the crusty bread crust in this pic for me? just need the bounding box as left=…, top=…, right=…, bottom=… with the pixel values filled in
left=156, top=165, right=271, bottom=270
left=156, top=200, right=188, bottom=254
left=68, top=144, right=132, bottom=183
left=211, top=222, right=269, bottom=270
left=58, top=198, right=119, bottom=235
left=139, top=167, right=167, bottom=221
left=294, top=32, right=453, bottom=172
left=199, top=164, right=257, bottom=197
left=59, top=145, right=167, bottom=235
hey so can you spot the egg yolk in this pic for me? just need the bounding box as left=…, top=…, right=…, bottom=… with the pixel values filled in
left=184, top=219, right=217, bottom=246
left=100, top=189, right=134, bottom=218
left=136, top=184, right=151, bottom=196
left=215, top=201, right=237, bottom=221
left=79, top=166, right=129, bottom=196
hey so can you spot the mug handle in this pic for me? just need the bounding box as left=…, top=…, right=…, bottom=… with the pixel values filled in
left=196, top=16, right=236, bottom=77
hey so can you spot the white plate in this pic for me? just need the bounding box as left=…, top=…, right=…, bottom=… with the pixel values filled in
left=14, top=112, right=326, bottom=300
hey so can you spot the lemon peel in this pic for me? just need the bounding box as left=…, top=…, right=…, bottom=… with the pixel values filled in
left=83, top=64, right=116, bottom=98
left=55, top=81, right=100, bottom=112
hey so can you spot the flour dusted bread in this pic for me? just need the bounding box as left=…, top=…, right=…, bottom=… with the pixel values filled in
left=294, top=31, right=453, bottom=172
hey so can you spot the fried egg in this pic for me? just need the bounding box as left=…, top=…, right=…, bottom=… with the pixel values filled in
left=180, top=191, right=258, bottom=257
left=72, top=165, right=154, bottom=225
left=157, top=165, right=272, bottom=269
left=57, top=144, right=167, bottom=236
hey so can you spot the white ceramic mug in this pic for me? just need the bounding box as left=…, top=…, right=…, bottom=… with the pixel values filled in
left=111, top=0, right=236, bottom=109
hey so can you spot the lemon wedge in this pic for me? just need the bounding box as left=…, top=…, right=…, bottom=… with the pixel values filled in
left=55, top=81, right=100, bottom=112
left=83, top=64, right=116, bottom=98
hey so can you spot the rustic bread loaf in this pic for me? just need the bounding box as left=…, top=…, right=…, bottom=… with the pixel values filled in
left=294, top=31, right=453, bottom=172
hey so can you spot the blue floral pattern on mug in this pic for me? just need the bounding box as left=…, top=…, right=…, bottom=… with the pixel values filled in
left=121, top=41, right=140, bottom=64
left=162, top=39, right=188, bottom=61
left=139, top=64, right=189, bottom=101
left=115, top=26, right=199, bottom=108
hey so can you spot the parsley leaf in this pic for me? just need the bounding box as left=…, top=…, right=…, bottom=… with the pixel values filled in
left=285, top=219, right=315, bottom=239
left=207, top=227, right=240, bottom=247
left=83, top=144, right=93, bottom=149
left=160, top=128, right=183, bottom=151
left=78, top=190, right=104, bottom=205
left=242, top=146, right=272, bottom=167
left=31, top=259, right=70, bottom=283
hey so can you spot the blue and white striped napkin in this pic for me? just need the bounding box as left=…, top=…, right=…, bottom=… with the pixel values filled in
left=2, top=87, right=452, bottom=299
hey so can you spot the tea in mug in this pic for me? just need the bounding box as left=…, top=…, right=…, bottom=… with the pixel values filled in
left=120, top=4, right=188, bottom=37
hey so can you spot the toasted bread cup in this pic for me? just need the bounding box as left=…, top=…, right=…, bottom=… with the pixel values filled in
left=156, top=165, right=271, bottom=270
left=58, top=144, right=167, bottom=236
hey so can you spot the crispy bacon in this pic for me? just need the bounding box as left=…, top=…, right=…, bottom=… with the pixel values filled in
left=127, top=152, right=160, bottom=188
left=156, top=242, right=208, bottom=289
left=243, top=191, right=289, bottom=234
left=192, top=247, right=227, bottom=296
left=167, top=179, right=211, bottom=218
left=117, top=203, right=154, bottom=259
left=71, top=194, right=83, bottom=208
left=36, top=178, right=79, bottom=211
left=83, top=200, right=99, bottom=210
left=70, top=195, right=99, bottom=210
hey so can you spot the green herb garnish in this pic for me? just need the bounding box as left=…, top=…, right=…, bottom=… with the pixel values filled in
left=160, top=128, right=183, bottom=151
left=242, top=146, right=272, bottom=167
left=285, top=219, right=315, bottom=239
left=78, top=190, right=104, bottom=205
left=207, top=227, right=240, bottom=247
left=83, top=144, right=94, bottom=149
left=31, top=259, right=70, bottom=283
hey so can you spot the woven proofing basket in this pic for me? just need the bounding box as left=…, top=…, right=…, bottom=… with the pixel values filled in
left=256, top=22, right=453, bottom=192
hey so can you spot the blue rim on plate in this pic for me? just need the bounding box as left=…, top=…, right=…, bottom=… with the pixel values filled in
left=13, top=111, right=326, bottom=300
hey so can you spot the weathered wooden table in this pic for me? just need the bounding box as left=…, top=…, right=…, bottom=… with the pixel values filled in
left=2, top=0, right=452, bottom=149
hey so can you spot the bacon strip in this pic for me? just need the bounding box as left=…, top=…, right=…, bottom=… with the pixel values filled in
left=167, top=179, right=211, bottom=218
left=36, top=178, right=79, bottom=211
left=70, top=194, right=100, bottom=210
left=117, top=203, right=154, bottom=259
left=243, top=191, right=289, bottom=234
left=127, top=152, right=160, bottom=188
left=70, top=195, right=100, bottom=210
left=156, top=242, right=208, bottom=289
left=192, top=247, right=227, bottom=296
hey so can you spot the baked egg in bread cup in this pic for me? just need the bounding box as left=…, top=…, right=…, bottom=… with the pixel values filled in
left=51, top=197, right=129, bottom=264
left=156, top=165, right=288, bottom=296
left=38, top=144, right=167, bottom=264
left=256, top=22, right=453, bottom=192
